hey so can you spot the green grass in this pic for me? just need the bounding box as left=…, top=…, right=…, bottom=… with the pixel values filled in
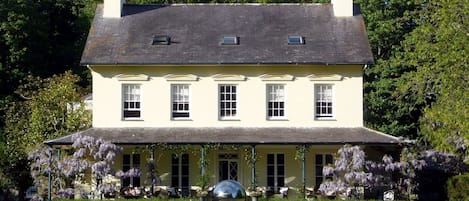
left=54, top=198, right=385, bottom=201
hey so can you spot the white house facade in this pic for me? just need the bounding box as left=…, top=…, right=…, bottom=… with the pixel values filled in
left=47, top=0, right=401, bottom=199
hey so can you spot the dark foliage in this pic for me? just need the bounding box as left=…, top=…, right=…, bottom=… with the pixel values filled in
left=446, top=173, right=469, bottom=201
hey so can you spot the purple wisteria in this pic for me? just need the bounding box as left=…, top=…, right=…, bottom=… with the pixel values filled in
left=319, top=145, right=426, bottom=199
left=116, top=168, right=142, bottom=178
left=28, top=135, right=122, bottom=200
left=69, top=134, right=122, bottom=197
left=319, top=145, right=372, bottom=199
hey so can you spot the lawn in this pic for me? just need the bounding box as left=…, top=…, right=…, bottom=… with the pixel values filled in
left=54, top=198, right=385, bottom=201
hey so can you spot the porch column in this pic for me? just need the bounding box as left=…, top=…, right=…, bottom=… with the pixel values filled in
left=301, top=145, right=306, bottom=199
left=47, top=147, right=52, bottom=201
left=150, top=145, right=155, bottom=196
left=47, top=148, right=60, bottom=201
left=201, top=145, right=206, bottom=179
left=251, top=145, right=256, bottom=189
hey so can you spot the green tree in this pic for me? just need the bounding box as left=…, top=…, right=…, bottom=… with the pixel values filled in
left=2, top=71, right=91, bottom=200
left=356, top=0, right=423, bottom=60
left=364, top=0, right=468, bottom=147
left=405, top=0, right=468, bottom=156
left=361, top=0, right=425, bottom=138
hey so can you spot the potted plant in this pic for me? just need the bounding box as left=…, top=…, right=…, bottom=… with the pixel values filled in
left=246, top=187, right=262, bottom=201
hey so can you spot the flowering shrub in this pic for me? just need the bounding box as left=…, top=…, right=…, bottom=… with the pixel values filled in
left=29, top=145, right=63, bottom=199
left=319, top=145, right=426, bottom=200
left=29, top=135, right=122, bottom=200
left=68, top=135, right=122, bottom=197
left=116, top=167, right=142, bottom=178
left=319, top=145, right=372, bottom=199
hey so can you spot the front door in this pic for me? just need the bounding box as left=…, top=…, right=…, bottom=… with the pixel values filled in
left=218, top=153, right=238, bottom=181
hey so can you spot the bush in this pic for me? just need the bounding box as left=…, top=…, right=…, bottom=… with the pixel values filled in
left=447, top=173, right=469, bottom=201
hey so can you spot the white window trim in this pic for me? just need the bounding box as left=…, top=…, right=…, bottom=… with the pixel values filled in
left=171, top=153, right=190, bottom=190
left=171, top=84, right=191, bottom=120
left=314, top=153, right=334, bottom=189
left=266, top=84, right=288, bottom=120
left=123, top=153, right=141, bottom=187
left=267, top=153, right=286, bottom=191
left=122, top=84, right=143, bottom=121
left=314, top=84, right=336, bottom=120
left=217, top=153, right=240, bottom=182
left=218, top=84, right=239, bottom=121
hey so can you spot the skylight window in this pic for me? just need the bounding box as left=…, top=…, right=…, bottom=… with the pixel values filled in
left=152, top=35, right=170, bottom=45
left=221, top=36, right=239, bottom=45
left=287, top=36, right=305, bottom=45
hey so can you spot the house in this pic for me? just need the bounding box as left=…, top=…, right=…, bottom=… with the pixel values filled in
left=46, top=0, right=401, bottom=199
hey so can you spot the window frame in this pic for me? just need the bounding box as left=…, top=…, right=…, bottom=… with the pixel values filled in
left=218, top=84, right=239, bottom=120
left=171, top=153, right=190, bottom=195
left=266, top=84, right=287, bottom=120
left=122, top=153, right=141, bottom=187
left=314, top=84, right=335, bottom=120
left=267, top=153, right=285, bottom=193
left=171, top=84, right=191, bottom=120
left=122, top=84, right=142, bottom=120
left=287, top=35, right=305, bottom=45
left=218, top=153, right=239, bottom=181
left=221, top=36, right=239, bottom=45
left=314, top=153, right=333, bottom=190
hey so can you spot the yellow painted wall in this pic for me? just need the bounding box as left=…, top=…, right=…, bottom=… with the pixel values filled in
left=90, top=65, right=363, bottom=128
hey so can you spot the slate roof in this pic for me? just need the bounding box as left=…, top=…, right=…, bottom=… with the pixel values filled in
left=45, top=127, right=400, bottom=145
left=81, top=4, right=374, bottom=65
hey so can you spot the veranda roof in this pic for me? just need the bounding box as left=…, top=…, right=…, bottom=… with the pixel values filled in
left=45, top=127, right=401, bottom=146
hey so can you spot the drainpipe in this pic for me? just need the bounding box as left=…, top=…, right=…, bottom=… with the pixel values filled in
left=251, top=145, right=256, bottom=189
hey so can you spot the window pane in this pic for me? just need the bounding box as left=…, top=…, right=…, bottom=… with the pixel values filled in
left=267, top=154, right=275, bottom=164
left=267, top=166, right=275, bottom=175
left=267, top=85, right=285, bottom=118
left=123, top=84, right=141, bottom=118
left=172, top=85, right=190, bottom=118
left=124, top=110, right=140, bottom=118
left=277, top=176, right=285, bottom=187
left=123, top=154, right=131, bottom=165
left=315, top=165, right=323, bottom=176
left=315, top=177, right=323, bottom=189
left=267, top=176, right=275, bottom=187
left=315, top=84, right=333, bottom=118
left=133, top=154, right=140, bottom=166
left=315, top=154, right=323, bottom=165
left=277, top=166, right=285, bottom=175
left=219, top=161, right=228, bottom=181
left=133, top=177, right=140, bottom=187
left=326, top=154, right=333, bottom=164
left=123, top=178, right=131, bottom=187
left=220, top=85, right=237, bottom=118
left=277, top=153, right=284, bottom=164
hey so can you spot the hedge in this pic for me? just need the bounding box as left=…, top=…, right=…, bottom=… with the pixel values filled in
left=447, top=173, right=469, bottom=201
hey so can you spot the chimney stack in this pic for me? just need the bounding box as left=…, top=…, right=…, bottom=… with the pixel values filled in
left=103, top=0, right=125, bottom=18
left=331, top=0, right=353, bottom=17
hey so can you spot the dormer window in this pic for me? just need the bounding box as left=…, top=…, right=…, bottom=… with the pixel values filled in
left=221, top=36, right=239, bottom=45
left=153, top=35, right=171, bottom=45
left=287, top=36, right=304, bottom=45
